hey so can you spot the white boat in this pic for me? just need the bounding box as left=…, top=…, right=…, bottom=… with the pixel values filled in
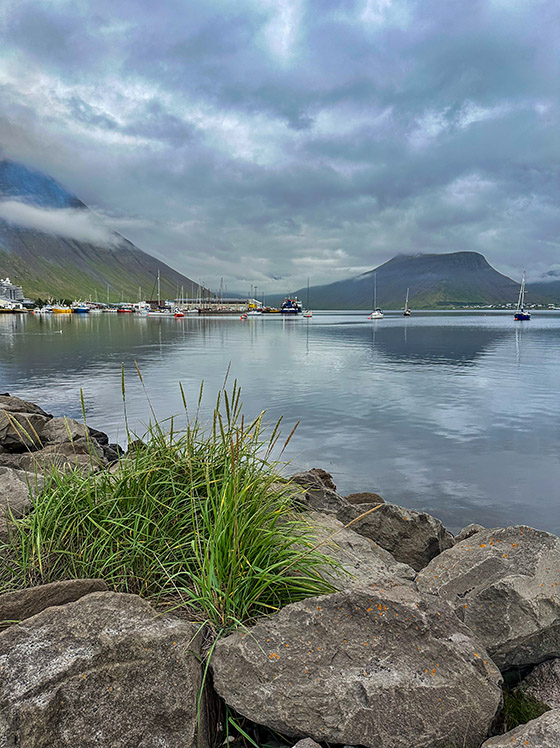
left=369, top=272, right=383, bottom=319
left=404, top=288, right=411, bottom=317
left=246, top=310, right=262, bottom=316
left=514, top=272, right=531, bottom=321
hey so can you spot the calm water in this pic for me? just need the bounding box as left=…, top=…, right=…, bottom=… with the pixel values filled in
left=1, top=310, right=559, bottom=534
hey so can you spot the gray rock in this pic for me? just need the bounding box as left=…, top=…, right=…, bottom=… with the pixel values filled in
left=40, top=416, right=89, bottom=444
left=0, top=466, right=43, bottom=538
left=304, top=510, right=415, bottom=588
left=337, top=502, right=454, bottom=571
left=518, top=658, right=560, bottom=709
left=416, top=526, right=560, bottom=670
left=0, top=395, right=51, bottom=417
left=0, top=579, right=108, bottom=631
left=345, top=491, right=384, bottom=505
left=212, top=586, right=502, bottom=748
left=11, top=438, right=108, bottom=473
left=455, top=523, right=485, bottom=543
left=482, top=709, right=560, bottom=746
left=290, top=469, right=347, bottom=514
left=0, top=409, right=50, bottom=451
left=292, top=740, right=322, bottom=748
left=0, top=592, right=213, bottom=747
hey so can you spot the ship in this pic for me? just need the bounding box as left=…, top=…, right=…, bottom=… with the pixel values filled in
left=280, top=297, right=302, bottom=315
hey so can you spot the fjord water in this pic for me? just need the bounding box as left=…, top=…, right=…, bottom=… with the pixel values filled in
left=1, top=311, right=559, bottom=534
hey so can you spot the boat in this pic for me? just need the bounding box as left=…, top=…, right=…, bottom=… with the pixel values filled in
left=246, top=310, right=262, bottom=317
left=72, top=303, right=90, bottom=314
left=303, top=278, right=312, bottom=318
left=174, top=309, right=185, bottom=318
left=148, top=309, right=172, bottom=317
left=280, top=297, right=302, bottom=315
left=514, top=272, right=531, bottom=321
left=369, top=272, right=383, bottom=319
left=33, top=305, right=53, bottom=315
left=52, top=306, right=73, bottom=314
left=403, top=288, right=411, bottom=317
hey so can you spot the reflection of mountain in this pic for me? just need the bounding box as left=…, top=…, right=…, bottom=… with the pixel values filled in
left=313, top=318, right=509, bottom=367
left=370, top=324, right=509, bottom=366
left=0, top=160, right=200, bottom=300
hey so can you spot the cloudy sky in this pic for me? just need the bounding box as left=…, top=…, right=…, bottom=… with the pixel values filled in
left=1, top=0, right=559, bottom=292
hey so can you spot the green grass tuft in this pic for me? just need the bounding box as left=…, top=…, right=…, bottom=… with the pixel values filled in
left=499, top=689, right=550, bottom=733
left=0, top=379, right=338, bottom=631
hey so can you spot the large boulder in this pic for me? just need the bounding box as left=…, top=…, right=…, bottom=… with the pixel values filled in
left=416, top=526, right=560, bottom=671
left=290, top=468, right=347, bottom=513
left=337, top=502, right=454, bottom=571
left=0, top=409, right=50, bottom=451
left=0, top=395, right=51, bottom=418
left=0, top=592, right=213, bottom=747
left=40, top=416, right=89, bottom=444
left=212, top=586, right=502, bottom=748
left=304, top=510, right=415, bottom=588
left=0, top=579, right=107, bottom=631
left=4, top=438, right=108, bottom=473
left=0, top=466, right=43, bottom=538
left=517, top=658, right=560, bottom=709
left=482, top=709, right=560, bottom=746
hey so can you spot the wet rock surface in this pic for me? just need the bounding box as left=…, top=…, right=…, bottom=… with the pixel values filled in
left=337, top=501, right=454, bottom=571
left=212, top=586, right=502, bottom=748
left=416, top=526, right=560, bottom=670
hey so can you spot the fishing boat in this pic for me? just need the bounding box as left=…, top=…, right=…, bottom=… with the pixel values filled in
left=72, top=303, right=90, bottom=314
left=514, top=272, right=531, bottom=321
left=280, top=297, right=302, bottom=315
left=403, top=288, right=411, bottom=317
left=303, top=278, right=312, bottom=318
left=369, top=272, right=383, bottom=319
left=52, top=306, right=73, bottom=314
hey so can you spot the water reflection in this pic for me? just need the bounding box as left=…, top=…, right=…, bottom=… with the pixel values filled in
left=1, top=311, right=559, bottom=534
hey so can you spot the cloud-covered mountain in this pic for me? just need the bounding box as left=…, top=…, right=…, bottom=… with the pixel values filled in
left=267, top=252, right=558, bottom=309
left=0, top=160, right=200, bottom=300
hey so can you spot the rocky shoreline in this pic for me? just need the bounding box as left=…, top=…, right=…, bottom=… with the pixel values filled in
left=1, top=394, right=560, bottom=747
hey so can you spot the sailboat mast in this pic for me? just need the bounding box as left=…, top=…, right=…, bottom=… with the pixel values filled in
left=405, top=287, right=409, bottom=311
left=517, top=271, right=526, bottom=310
left=157, top=270, right=161, bottom=306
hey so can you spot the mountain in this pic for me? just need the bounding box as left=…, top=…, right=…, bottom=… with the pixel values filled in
left=0, top=160, right=200, bottom=301
left=269, top=252, right=558, bottom=310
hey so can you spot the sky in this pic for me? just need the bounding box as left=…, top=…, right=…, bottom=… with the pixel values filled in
left=1, top=0, right=559, bottom=292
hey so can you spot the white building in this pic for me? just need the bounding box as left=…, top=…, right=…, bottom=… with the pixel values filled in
left=0, top=277, right=24, bottom=302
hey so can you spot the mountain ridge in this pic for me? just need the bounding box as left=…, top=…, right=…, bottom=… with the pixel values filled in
left=267, top=252, right=558, bottom=309
left=0, top=160, right=200, bottom=301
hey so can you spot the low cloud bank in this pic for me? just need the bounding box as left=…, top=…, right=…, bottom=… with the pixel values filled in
left=0, top=200, right=118, bottom=246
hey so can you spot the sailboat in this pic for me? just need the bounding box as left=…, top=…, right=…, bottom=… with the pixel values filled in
left=514, top=271, right=531, bottom=321
left=303, top=278, right=312, bottom=318
left=403, top=288, right=411, bottom=317
left=369, top=272, right=383, bottom=319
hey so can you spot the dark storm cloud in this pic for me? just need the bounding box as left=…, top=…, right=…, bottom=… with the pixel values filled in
left=0, top=0, right=559, bottom=290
